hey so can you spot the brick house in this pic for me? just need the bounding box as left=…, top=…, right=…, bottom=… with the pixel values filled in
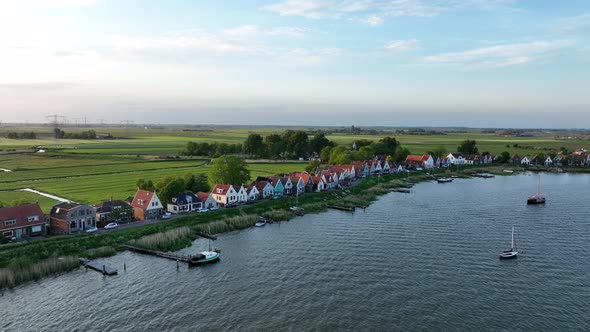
left=0, top=203, right=47, bottom=240
left=131, top=190, right=164, bottom=221
left=50, top=202, right=97, bottom=234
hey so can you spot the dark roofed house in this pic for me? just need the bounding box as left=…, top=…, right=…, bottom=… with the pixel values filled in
left=0, top=203, right=47, bottom=241
left=50, top=202, right=96, bottom=234
left=167, top=192, right=202, bottom=214
left=95, top=200, right=133, bottom=226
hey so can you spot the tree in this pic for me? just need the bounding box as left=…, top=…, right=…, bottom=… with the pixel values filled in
left=244, top=134, right=266, bottom=158
left=432, top=145, right=447, bottom=158
left=309, top=133, right=333, bottom=154
left=320, top=146, right=332, bottom=162
left=157, top=178, right=185, bottom=204
left=136, top=178, right=154, bottom=191
left=394, top=146, right=411, bottom=163
left=328, top=146, right=352, bottom=164
left=265, top=134, right=285, bottom=159
left=184, top=173, right=210, bottom=193
left=457, top=140, right=478, bottom=155
left=283, top=130, right=309, bottom=158
left=5, top=131, right=19, bottom=139
left=355, top=146, right=374, bottom=161
left=379, top=136, right=399, bottom=155
left=305, top=160, right=320, bottom=174
left=209, top=155, right=250, bottom=186
left=500, top=151, right=511, bottom=163
left=386, top=155, right=394, bottom=164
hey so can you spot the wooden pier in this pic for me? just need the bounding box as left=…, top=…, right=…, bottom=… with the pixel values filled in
left=125, top=245, right=195, bottom=263
left=80, top=258, right=118, bottom=276
left=392, top=188, right=411, bottom=193
left=327, top=205, right=355, bottom=212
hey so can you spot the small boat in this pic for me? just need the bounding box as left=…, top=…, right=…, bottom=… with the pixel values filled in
left=255, top=216, right=267, bottom=227
left=527, top=174, right=546, bottom=204
left=437, top=177, right=453, bottom=183
left=189, top=240, right=220, bottom=265
left=499, top=226, right=518, bottom=259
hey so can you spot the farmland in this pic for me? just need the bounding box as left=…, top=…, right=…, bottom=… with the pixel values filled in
left=1, top=125, right=590, bottom=212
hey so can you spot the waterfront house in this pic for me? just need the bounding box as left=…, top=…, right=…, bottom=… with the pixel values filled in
left=553, top=155, right=562, bottom=166
left=233, top=185, right=248, bottom=203
left=211, top=184, right=239, bottom=206
left=447, top=153, right=465, bottom=165
left=404, top=154, right=434, bottom=170
left=380, top=160, right=391, bottom=174
left=280, top=177, right=294, bottom=195
left=197, top=192, right=219, bottom=210
left=544, top=156, right=553, bottom=166
left=50, top=202, right=96, bottom=234
left=320, top=171, right=338, bottom=189
left=252, top=180, right=274, bottom=199
left=245, top=185, right=259, bottom=202
left=521, top=156, right=531, bottom=166
left=311, top=176, right=326, bottom=192
left=95, top=200, right=133, bottom=225
left=290, top=172, right=314, bottom=193
left=511, top=154, right=521, bottom=165
left=0, top=203, right=46, bottom=240
left=131, top=190, right=164, bottom=221
left=167, top=192, right=202, bottom=214
left=289, top=175, right=306, bottom=196
left=266, top=177, right=285, bottom=197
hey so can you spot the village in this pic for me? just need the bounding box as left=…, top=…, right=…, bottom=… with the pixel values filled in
left=2, top=147, right=589, bottom=243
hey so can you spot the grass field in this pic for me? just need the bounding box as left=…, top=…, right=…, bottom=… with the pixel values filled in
left=1, top=125, right=589, bottom=212
left=0, top=191, right=60, bottom=212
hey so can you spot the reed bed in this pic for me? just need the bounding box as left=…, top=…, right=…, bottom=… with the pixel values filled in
left=131, top=227, right=196, bottom=252
left=83, top=246, right=117, bottom=260
left=0, top=256, right=80, bottom=289
left=261, top=209, right=295, bottom=222
left=193, top=214, right=258, bottom=234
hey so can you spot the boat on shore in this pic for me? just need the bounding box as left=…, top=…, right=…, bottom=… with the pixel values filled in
left=437, top=177, right=453, bottom=183
left=255, top=217, right=267, bottom=227
left=499, top=226, right=518, bottom=259
left=527, top=174, right=545, bottom=205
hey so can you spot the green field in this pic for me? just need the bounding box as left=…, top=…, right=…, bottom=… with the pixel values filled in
left=1, top=125, right=589, bottom=212
left=0, top=191, right=60, bottom=212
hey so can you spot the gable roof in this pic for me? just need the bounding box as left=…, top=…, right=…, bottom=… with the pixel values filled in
left=95, top=200, right=131, bottom=213
left=131, top=190, right=156, bottom=210
left=196, top=192, right=210, bottom=202
left=252, top=180, right=271, bottom=192
left=171, top=192, right=201, bottom=205
left=50, top=202, right=88, bottom=220
left=0, top=204, right=45, bottom=230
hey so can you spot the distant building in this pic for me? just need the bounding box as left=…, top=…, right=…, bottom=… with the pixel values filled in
left=95, top=200, right=133, bottom=225
left=50, top=202, right=96, bottom=234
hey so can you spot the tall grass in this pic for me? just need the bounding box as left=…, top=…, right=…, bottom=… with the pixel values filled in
left=261, top=209, right=295, bottom=222
left=83, top=246, right=117, bottom=260
left=0, top=256, right=80, bottom=289
left=193, top=214, right=258, bottom=234
left=131, top=227, right=196, bottom=252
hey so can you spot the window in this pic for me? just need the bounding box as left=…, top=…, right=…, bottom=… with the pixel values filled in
left=3, top=231, right=13, bottom=238
left=32, top=225, right=42, bottom=233
left=4, top=219, right=16, bottom=226
left=79, top=209, right=85, bottom=216
left=28, top=215, right=39, bottom=222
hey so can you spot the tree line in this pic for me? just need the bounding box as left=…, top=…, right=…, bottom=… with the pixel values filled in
left=5, top=131, right=36, bottom=139
left=54, top=128, right=97, bottom=139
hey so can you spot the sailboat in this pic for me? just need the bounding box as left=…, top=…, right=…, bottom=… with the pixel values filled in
left=527, top=174, right=546, bottom=204
left=499, top=226, right=518, bottom=259
left=189, top=231, right=220, bottom=265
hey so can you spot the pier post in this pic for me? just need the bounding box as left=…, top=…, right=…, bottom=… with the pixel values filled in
left=124, top=263, right=126, bottom=271
left=176, top=259, right=179, bottom=271
left=102, top=265, right=106, bottom=274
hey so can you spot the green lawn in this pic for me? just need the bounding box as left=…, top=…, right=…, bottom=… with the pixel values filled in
left=0, top=191, right=60, bottom=212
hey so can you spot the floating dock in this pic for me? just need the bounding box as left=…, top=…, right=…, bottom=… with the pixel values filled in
left=80, top=258, right=118, bottom=276
left=328, top=205, right=355, bottom=212
left=392, top=188, right=411, bottom=193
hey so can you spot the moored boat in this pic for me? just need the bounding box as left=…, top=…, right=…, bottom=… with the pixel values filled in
left=255, top=216, right=267, bottom=227
left=499, top=226, right=518, bottom=259
left=188, top=251, right=220, bottom=265
left=527, top=174, right=545, bottom=204
left=437, top=177, right=453, bottom=183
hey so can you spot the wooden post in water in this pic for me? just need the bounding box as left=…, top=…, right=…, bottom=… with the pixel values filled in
left=176, top=259, right=179, bottom=271
left=124, top=263, right=126, bottom=271
left=102, top=265, right=106, bottom=274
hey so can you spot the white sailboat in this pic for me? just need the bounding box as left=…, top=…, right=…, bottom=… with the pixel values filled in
left=527, top=174, right=546, bottom=204
left=499, top=226, right=518, bottom=259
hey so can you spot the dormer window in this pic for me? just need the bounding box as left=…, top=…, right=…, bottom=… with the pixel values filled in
left=27, top=216, right=39, bottom=222
left=217, top=189, right=223, bottom=194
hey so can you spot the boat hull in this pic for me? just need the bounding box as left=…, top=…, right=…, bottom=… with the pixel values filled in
left=499, top=251, right=518, bottom=259
left=527, top=198, right=546, bottom=205
left=188, top=251, right=220, bottom=266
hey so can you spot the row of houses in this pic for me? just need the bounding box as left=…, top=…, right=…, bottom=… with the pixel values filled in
left=403, top=153, right=498, bottom=170
left=511, top=151, right=590, bottom=167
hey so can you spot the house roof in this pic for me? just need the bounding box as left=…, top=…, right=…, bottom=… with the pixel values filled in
left=405, top=155, right=424, bottom=162
left=311, top=176, right=324, bottom=184
left=252, top=180, right=271, bottom=191
left=171, top=192, right=201, bottom=205
left=212, top=184, right=231, bottom=196
left=131, top=190, right=156, bottom=210
left=95, top=200, right=131, bottom=213
left=196, top=192, right=210, bottom=202
left=0, top=203, right=45, bottom=230
left=50, top=202, right=87, bottom=220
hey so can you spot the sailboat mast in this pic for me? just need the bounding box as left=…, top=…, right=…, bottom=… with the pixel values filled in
left=511, top=226, right=515, bottom=249
left=537, top=174, right=541, bottom=196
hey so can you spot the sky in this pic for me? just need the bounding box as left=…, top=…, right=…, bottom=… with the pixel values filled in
left=0, top=0, right=589, bottom=128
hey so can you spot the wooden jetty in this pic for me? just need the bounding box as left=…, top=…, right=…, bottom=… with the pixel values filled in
left=327, top=205, right=355, bottom=212
left=392, top=188, right=411, bottom=193
left=125, top=245, right=195, bottom=262
left=196, top=232, right=217, bottom=240
left=80, top=258, right=118, bottom=276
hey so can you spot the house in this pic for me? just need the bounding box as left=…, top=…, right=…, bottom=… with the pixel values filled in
left=0, top=203, right=46, bottom=240
left=320, top=171, right=338, bottom=189
left=197, top=192, right=219, bottom=210
left=211, top=184, right=239, bottom=206
left=95, top=200, right=133, bottom=225
left=465, top=154, right=483, bottom=165
left=404, top=154, right=434, bottom=170
left=167, top=192, right=202, bottom=214
left=544, top=156, right=553, bottom=166
left=252, top=180, right=274, bottom=199
left=279, top=177, right=294, bottom=195
left=131, top=190, right=164, bottom=221
left=266, top=177, right=285, bottom=197
left=520, top=156, right=531, bottom=166
left=245, top=185, right=259, bottom=202
left=311, top=176, right=326, bottom=192
left=289, top=176, right=306, bottom=196
left=435, top=156, right=451, bottom=168
left=232, top=185, right=248, bottom=203
left=291, top=172, right=315, bottom=192
left=511, top=154, right=521, bottom=165
left=530, top=155, right=542, bottom=166
left=447, top=153, right=465, bottom=165
left=50, top=202, right=96, bottom=234
left=380, top=160, right=391, bottom=174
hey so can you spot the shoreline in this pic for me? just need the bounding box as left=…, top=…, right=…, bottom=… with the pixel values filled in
left=0, top=164, right=578, bottom=290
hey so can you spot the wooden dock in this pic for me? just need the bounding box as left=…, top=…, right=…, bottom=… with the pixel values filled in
left=392, top=188, right=411, bottom=193
left=80, top=258, right=118, bottom=276
left=125, top=245, right=195, bottom=263
left=327, top=205, right=355, bottom=212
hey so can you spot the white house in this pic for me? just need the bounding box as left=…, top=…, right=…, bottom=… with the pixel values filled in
left=447, top=153, right=465, bottom=165
left=290, top=176, right=306, bottom=196
left=521, top=156, right=531, bottom=166
left=197, top=192, right=219, bottom=210
left=312, top=175, right=326, bottom=192
left=211, top=184, right=239, bottom=206
left=167, top=192, right=202, bottom=214
left=245, top=185, right=259, bottom=202
left=544, top=156, right=553, bottom=166
left=252, top=180, right=274, bottom=199
left=232, top=185, right=248, bottom=203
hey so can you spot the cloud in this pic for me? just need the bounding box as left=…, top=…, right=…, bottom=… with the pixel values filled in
left=266, top=26, right=311, bottom=37
left=423, top=41, right=570, bottom=68
left=385, top=39, right=419, bottom=51
left=262, top=0, right=373, bottom=19
left=223, top=25, right=259, bottom=37
left=358, top=15, right=383, bottom=26
left=558, top=13, right=590, bottom=36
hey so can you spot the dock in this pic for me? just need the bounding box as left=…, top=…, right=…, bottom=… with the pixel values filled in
left=392, top=188, right=411, bottom=193
left=328, top=205, right=355, bottom=212
left=80, top=258, right=118, bottom=276
left=125, top=245, right=195, bottom=263
left=195, top=232, right=217, bottom=240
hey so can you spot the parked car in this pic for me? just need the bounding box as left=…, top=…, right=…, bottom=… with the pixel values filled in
left=86, top=226, right=98, bottom=233
left=162, top=212, right=172, bottom=219
left=104, top=222, right=119, bottom=230
left=209, top=206, right=219, bottom=211
left=198, top=208, right=209, bottom=213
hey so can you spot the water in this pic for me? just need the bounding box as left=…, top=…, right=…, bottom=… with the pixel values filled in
left=3, top=173, right=590, bottom=331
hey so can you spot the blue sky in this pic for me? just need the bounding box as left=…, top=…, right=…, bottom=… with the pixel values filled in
left=0, top=0, right=589, bottom=128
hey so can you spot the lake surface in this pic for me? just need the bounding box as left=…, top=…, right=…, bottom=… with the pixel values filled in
left=3, top=173, right=590, bottom=331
